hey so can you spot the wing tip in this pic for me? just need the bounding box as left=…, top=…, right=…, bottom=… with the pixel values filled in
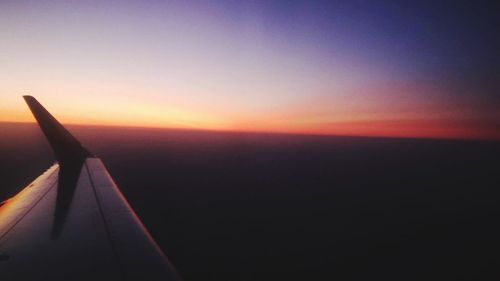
left=22, top=95, right=35, bottom=102
left=22, top=95, right=91, bottom=164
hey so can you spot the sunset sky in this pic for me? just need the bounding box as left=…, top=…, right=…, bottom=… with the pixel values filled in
left=1, top=0, right=499, bottom=139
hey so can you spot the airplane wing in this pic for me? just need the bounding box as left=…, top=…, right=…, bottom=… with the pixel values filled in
left=0, top=96, right=181, bottom=281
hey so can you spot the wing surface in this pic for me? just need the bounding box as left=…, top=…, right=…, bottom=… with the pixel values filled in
left=0, top=97, right=181, bottom=281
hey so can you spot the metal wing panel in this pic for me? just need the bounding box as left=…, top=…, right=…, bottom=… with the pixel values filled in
left=0, top=159, right=180, bottom=281
left=85, top=158, right=181, bottom=280
left=0, top=165, right=59, bottom=239
left=0, top=162, right=120, bottom=280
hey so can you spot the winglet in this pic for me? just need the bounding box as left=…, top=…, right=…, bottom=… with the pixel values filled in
left=23, top=96, right=91, bottom=165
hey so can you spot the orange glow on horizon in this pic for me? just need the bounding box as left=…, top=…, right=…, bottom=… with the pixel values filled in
left=4, top=116, right=499, bottom=141
left=1, top=91, right=498, bottom=141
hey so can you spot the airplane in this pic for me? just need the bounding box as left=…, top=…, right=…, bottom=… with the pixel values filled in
left=0, top=96, right=182, bottom=280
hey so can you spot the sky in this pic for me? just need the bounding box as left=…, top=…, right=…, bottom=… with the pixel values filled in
left=0, top=0, right=499, bottom=140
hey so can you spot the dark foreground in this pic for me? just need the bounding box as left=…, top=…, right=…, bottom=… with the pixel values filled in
left=1, top=122, right=499, bottom=280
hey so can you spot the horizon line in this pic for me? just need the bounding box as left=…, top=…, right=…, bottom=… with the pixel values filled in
left=2, top=120, right=499, bottom=143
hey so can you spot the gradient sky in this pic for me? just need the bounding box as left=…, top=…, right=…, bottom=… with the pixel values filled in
left=1, top=0, right=499, bottom=139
